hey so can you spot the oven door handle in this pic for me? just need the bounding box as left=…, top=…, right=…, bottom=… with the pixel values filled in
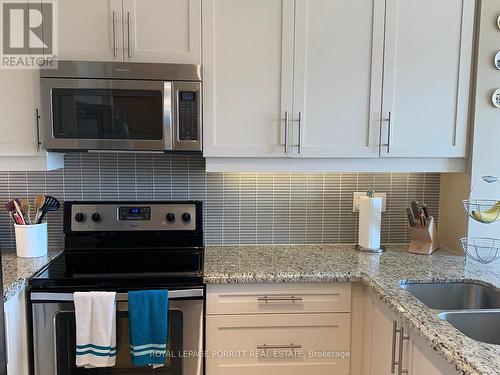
left=30, top=288, right=204, bottom=301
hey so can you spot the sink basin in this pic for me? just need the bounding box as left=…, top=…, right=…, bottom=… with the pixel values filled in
left=400, top=282, right=500, bottom=310
left=438, top=311, right=500, bottom=345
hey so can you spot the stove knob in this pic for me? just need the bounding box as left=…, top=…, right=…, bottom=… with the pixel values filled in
left=74, top=213, right=86, bottom=223
left=182, top=212, right=191, bottom=223
left=91, top=213, right=102, bottom=223
left=166, top=212, right=176, bottom=222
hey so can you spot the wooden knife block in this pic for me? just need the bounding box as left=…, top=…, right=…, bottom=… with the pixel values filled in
left=408, top=217, right=440, bottom=255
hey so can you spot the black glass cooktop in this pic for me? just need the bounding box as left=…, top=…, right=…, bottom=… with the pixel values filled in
left=29, top=249, right=204, bottom=291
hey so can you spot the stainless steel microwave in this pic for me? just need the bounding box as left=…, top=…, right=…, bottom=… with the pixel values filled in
left=40, top=61, right=202, bottom=152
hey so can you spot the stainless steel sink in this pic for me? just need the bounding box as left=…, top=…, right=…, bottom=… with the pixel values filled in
left=400, top=281, right=500, bottom=310
left=438, top=311, right=500, bottom=345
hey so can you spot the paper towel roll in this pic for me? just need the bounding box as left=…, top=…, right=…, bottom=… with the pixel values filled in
left=358, top=196, right=382, bottom=250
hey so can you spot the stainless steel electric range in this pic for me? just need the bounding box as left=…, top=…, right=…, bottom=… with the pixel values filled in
left=28, top=201, right=204, bottom=375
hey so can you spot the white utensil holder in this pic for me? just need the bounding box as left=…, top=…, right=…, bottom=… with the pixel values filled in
left=14, top=223, right=48, bottom=258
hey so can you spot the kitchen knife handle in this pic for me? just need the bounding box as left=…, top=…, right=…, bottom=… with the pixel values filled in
left=406, top=208, right=416, bottom=227
left=422, top=203, right=430, bottom=219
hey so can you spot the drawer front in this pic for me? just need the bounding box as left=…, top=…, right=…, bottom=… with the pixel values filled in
left=206, top=283, right=351, bottom=315
left=206, top=313, right=351, bottom=375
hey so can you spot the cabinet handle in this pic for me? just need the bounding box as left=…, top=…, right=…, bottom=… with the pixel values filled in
left=284, top=111, right=289, bottom=154
left=35, top=108, right=41, bottom=151
left=391, top=321, right=397, bottom=374
left=297, top=112, right=302, bottom=154
left=291, top=112, right=303, bottom=154
left=112, top=11, right=117, bottom=57
left=257, top=295, right=303, bottom=303
left=257, top=343, right=302, bottom=351
left=127, top=12, right=132, bottom=58
left=397, top=326, right=410, bottom=375
left=382, top=111, right=392, bottom=153
left=391, top=321, right=409, bottom=375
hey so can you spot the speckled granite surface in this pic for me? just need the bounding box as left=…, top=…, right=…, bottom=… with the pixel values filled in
left=2, top=249, right=62, bottom=302
left=204, top=245, right=500, bottom=375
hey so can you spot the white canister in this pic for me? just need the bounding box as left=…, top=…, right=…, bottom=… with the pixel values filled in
left=14, top=223, right=48, bottom=258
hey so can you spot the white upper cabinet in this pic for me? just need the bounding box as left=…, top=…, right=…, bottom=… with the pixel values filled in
left=0, top=70, right=63, bottom=171
left=292, top=0, right=385, bottom=158
left=123, top=0, right=201, bottom=63
left=203, top=0, right=475, bottom=170
left=58, top=0, right=123, bottom=61
left=202, top=0, right=294, bottom=158
left=380, top=0, right=474, bottom=158
left=58, top=0, right=201, bottom=64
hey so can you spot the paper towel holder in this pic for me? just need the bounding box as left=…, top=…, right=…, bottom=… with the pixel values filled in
left=355, top=190, right=385, bottom=254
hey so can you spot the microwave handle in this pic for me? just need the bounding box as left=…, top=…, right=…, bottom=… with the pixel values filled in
left=31, top=288, right=203, bottom=302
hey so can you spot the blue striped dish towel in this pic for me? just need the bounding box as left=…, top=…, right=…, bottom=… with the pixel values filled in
left=128, top=290, right=169, bottom=367
left=74, top=292, right=117, bottom=368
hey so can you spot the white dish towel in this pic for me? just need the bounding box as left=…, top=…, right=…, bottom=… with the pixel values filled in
left=74, top=291, right=117, bottom=368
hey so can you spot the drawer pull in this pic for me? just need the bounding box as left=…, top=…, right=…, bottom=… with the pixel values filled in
left=257, top=343, right=302, bottom=351
left=257, top=295, right=303, bottom=303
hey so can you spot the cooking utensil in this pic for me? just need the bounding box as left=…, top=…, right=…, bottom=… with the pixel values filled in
left=20, top=198, right=31, bottom=224
left=406, top=208, right=416, bottom=227
left=36, top=195, right=60, bottom=224
left=13, top=213, right=24, bottom=225
left=33, top=194, right=45, bottom=224
left=13, top=200, right=28, bottom=225
left=4, top=200, right=15, bottom=214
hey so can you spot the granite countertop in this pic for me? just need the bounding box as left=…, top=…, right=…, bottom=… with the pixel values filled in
left=204, top=245, right=500, bottom=375
left=2, top=245, right=499, bottom=374
left=2, top=249, right=62, bottom=302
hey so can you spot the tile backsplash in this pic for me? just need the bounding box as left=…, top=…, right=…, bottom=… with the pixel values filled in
left=0, top=153, right=440, bottom=249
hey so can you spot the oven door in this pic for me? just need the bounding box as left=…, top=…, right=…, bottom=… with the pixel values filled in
left=40, top=78, right=172, bottom=152
left=30, top=289, right=203, bottom=375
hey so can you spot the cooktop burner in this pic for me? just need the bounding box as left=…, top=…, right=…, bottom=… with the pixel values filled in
left=29, top=201, right=204, bottom=292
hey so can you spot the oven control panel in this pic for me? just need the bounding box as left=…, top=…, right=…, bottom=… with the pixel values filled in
left=70, top=203, right=197, bottom=232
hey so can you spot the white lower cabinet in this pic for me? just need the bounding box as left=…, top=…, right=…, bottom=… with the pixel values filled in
left=206, top=313, right=351, bottom=374
left=362, top=289, right=459, bottom=375
left=206, top=283, right=352, bottom=375
left=4, top=289, right=28, bottom=375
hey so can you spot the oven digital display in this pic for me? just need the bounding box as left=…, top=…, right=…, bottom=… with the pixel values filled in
left=118, top=207, right=151, bottom=221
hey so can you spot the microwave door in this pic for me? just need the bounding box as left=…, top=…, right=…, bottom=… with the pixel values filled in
left=40, top=79, right=173, bottom=152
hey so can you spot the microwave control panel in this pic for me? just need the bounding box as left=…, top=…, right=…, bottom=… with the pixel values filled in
left=178, top=91, right=198, bottom=141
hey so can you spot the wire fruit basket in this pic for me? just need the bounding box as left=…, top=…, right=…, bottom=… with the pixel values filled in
left=460, top=237, right=500, bottom=264
left=462, top=176, right=500, bottom=224
left=462, top=200, right=500, bottom=223
left=460, top=176, right=500, bottom=264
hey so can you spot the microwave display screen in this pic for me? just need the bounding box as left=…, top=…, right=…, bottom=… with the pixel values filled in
left=51, top=89, right=163, bottom=140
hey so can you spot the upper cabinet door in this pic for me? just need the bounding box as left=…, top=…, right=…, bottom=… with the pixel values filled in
left=202, top=0, right=295, bottom=158
left=123, top=0, right=201, bottom=64
left=292, top=0, right=385, bottom=158
left=381, top=0, right=475, bottom=158
left=58, top=0, right=123, bottom=61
